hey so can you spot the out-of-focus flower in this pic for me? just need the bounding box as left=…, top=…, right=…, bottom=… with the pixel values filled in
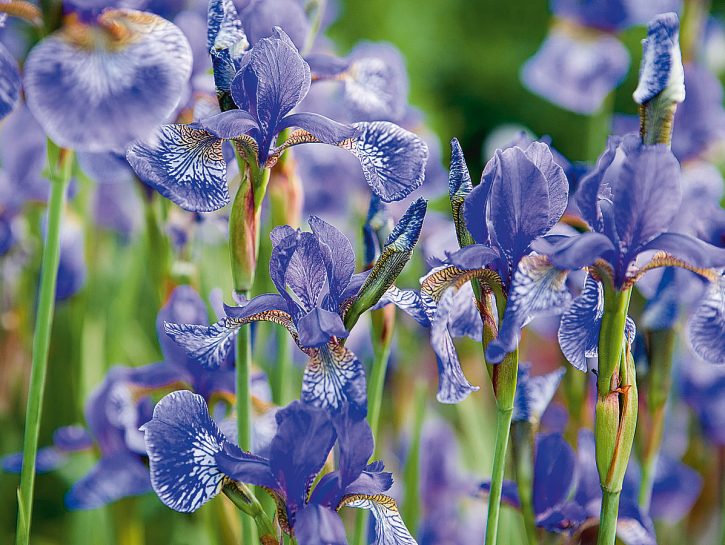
left=24, top=8, right=193, bottom=152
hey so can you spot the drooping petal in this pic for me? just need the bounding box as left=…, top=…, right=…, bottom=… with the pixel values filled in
left=374, top=286, right=430, bottom=327
left=164, top=293, right=293, bottom=368
left=269, top=401, right=336, bottom=514
left=431, top=289, right=480, bottom=403
left=24, top=10, right=193, bottom=152
left=302, top=343, right=367, bottom=414
left=191, top=109, right=259, bottom=139
left=127, top=124, right=228, bottom=212
left=612, top=144, right=681, bottom=262
left=297, top=307, right=348, bottom=347
left=446, top=244, right=500, bottom=270
left=521, top=29, right=629, bottom=115
left=633, top=12, right=685, bottom=105
left=513, top=364, right=566, bottom=424
left=65, top=452, right=151, bottom=510
left=486, top=255, right=572, bottom=364
left=0, top=42, right=20, bottom=120
left=342, top=121, right=428, bottom=203
left=688, top=275, right=725, bottom=364
left=341, top=495, right=418, bottom=545
left=546, top=231, right=616, bottom=271
left=279, top=112, right=357, bottom=145
left=558, top=276, right=604, bottom=372
left=141, top=391, right=230, bottom=512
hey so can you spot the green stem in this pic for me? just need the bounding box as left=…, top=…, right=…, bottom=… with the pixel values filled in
left=511, top=422, right=537, bottom=545
left=15, top=144, right=73, bottom=545
left=401, top=381, right=427, bottom=537
left=223, top=483, right=277, bottom=543
left=485, top=406, right=514, bottom=545
left=598, top=490, right=621, bottom=545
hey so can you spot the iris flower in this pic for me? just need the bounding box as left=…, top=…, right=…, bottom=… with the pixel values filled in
left=165, top=200, right=427, bottom=414
left=127, top=0, right=427, bottom=212
left=142, top=392, right=417, bottom=544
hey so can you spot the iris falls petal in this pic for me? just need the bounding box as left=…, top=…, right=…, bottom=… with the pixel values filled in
left=24, top=9, right=193, bottom=152
left=688, top=275, right=725, bottom=364
left=302, top=343, right=367, bottom=415
left=341, top=494, right=418, bottom=545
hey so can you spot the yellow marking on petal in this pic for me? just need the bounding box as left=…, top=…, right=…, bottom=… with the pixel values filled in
left=338, top=493, right=399, bottom=511
left=421, top=266, right=502, bottom=302
left=624, top=251, right=717, bottom=288
left=0, top=1, right=41, bottom=25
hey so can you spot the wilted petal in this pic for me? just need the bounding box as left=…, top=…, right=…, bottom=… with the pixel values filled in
left=269, top=401, right=336, bottom=513
left=533, top=433, right=577, bottom=516
left=431, top=289, right=480, bottom=403
left=302, top=343, right=367, bottom=414
left=521, top=29, right=629, bottom=115
left=343, top=121, right=428, bottom=202
left=341, top=495, right=418, bottom=545
left=127, top=124, right=228, bottom=212
left=65, top=452, right=151, bottom=510
left=24, top=10, right=193, bottom=152
left=513, top=364, right=566, bottom=424
left=141, top=391, right=229, bottom=512
left=633, top=13, right=685, bottom=105
left=486, top=255, right=572, bottom=363
left=688, top=275, right=725, bottom=364
left=0, top=42, right=20, bottom=120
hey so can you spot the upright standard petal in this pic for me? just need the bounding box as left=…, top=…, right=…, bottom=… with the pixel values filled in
left=141, top=391, right=228, bottom=513
left=127, top=124, right=229, bottom=212
left=341, top=495, right=418, bottom=545
left=0, top=43, right=20, bottom=120
left=633, top=13, right=685, bottom=105
left=302, top=343, right=367, bottom=415
left=309, top=216, right=356, bottom=305
left=343, top=121, right=428, bottom=202
left=24, top=10, right=193, bottom=152
left=486, top=256, right=572, bottom=364
left=688, top=275, right=725, bottom=364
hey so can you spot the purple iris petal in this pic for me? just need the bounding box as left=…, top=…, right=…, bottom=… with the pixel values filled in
left=127, top=124, right=229, bottom=212
left=551, top=0, right=628, bottom=31
left=650, top=456, right=702, bottom=522
left=240, top=0, right=309, bottom=49
left=687, top=275, right=725, bottom=364
left=24, top=9, right=193, bottom=152
left=374, top=287, right=430, bottom=327
left=294, top=504, right=348, bottom=545
left=616, top=500, right=657, bottom=545
left=478, top=480, right=521, bottom=509
left=430, top=288, right=480, bottom=403
left=302, top=343, right=367, bottom=414
left=157, top=285, right=209, bottom=364
left=2, top=447, right=66, bottom=474
left=207, top=0, right=247, bottom=55
left=297, top=307, right=348, bottom=347
left=65, top=452, right=150, bottom=510
left=513, top=364, right=566, bottom=424
left=53, top=425, right=94, bottom=452
left=546, top=231, right=616, bottom=271
left=573, top=430, right=601, bottom=507
left=533, top=433, right=576, bottom=516
left=0, top=41, right=20, bottom=120
left=142, top=391, right=231, bottom=512
left=633, top=13, right=685, bottom=106
left=575, top=136, right=621, bottom=231
left=486, top=256, right=571, bottom=363
left=191, top=109, right=259, bottom=139
left=279, top=112, right=358, bottom=144
left=269, top=401, right=337, bottom=515
left=521, top=29, right=629, bottom=115
left=55, top=217, right=87, bottom=301
left=346, top=121, right=428, bottom=203
left=643, top=232, right=725, bottom=269
left=446, top=244, right=500, bottom=270
left=309, top=215, right=356, bottom=304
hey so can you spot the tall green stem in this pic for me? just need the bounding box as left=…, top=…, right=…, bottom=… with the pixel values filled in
left=401, top=380, right=426, bottom=537
left=485, top=347, right=519, bottom=545
left=16, top=143, right=73, bottom=545
left=598, top=490, right=621, bottom=545
left=511, top=422, right=537, bottom=545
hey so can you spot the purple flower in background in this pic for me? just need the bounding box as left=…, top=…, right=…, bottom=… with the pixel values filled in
left=23, top=8, right=193, bottom=152
left=55, top=215, right=87, bottom=301
left=142, top=392, right=417, bottom=543
left=513, top=364, right=566, bottom=425
left=127, top=1, right=427, bottom=212
left=521, top=28, right=629, bottom=115
left=165, top=200, right=426, bottom=414
left=546, top=135, right=725, bottom=365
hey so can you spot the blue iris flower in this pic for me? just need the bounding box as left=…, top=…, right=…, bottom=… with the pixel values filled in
left=480, top=430, right=701, bottom=544
left=164, top=200, right=427, bottom=415
left=141, top=391, right=417, bottom=544
left=127, top=0, right=428, bottom=212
